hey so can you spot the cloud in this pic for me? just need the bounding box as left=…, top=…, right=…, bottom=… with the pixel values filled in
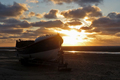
left=45, top=0, right=103, bottom=6
left=80, top=26, right=91, bottom=30
left=107, top=12, right=120, bottom=19
left=31, top=20, right=64, bottom=28
left=60, top=24, right=70, bottom=30
left=20, top=12, right=39, bottom=20
left=26, top=0, right=39, bottom=3
left=61, top=6, right=102, bottom=18
left=92, top=36, right=120, bottom=46
left=17, top=20, right=32, bottom=28
left=44, top=9, right=59, bottom=19
left=36, top=13, right=43, bottom=18
left=74, top=0, right=103, bottom=7
left=31, top=19, right=71, bottom=30
left=0, top=29, right=23, bottom=34
left=92, top=17, right=120, bottom=28
left=89, top=15, right=120, bottom=35
left=0, top=18, right=21, bottom=24
left=35, top=27, right=57, bottom=34
left=66, top=21, right=82, bottom=26
left=28, top=12, right=35, bottom=17
left=0, top=36, right=20, bottom=39
left=0, top=37, right=10, bottom=39
left=20, top=32, right=37, bottom=38
left=20, top=27, right=57, bottom=38
left=0, top=24, right=18, bottom=29
left=100, top=27, right=120, bottom=35
left=45, top=0, right=72, bottom=5
left=20, top=12, right=44, bottom=19
left=0, top=2, right=28, bottom=18
left=115, top=32, right=120, bottom=37
left=0, top=19, right=32, bottom=29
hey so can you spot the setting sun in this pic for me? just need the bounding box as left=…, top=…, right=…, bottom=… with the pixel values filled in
left=55, top=29, right=88, bottom=46
left=54, top=16, right=92, bottom=46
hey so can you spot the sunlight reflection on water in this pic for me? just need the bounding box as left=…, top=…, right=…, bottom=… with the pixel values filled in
left=64, top=51, right=120, bottom=54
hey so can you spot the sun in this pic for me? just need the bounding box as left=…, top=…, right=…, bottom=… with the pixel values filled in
left=55, top=29, right=87, bottom=46
left=63, top=36, right=78, bottom=46
left=54, top=17, right=92, bottom=46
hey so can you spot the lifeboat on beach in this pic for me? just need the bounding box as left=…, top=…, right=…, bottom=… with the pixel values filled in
left=16, top=34, right=63, bottom=64
left=16, top=34, right=71, bottom=71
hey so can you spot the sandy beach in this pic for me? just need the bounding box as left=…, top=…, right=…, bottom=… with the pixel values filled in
left=0, top=51, right=120, bottom=80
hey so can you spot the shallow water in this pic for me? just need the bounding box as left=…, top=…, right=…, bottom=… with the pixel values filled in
left=64, top=51, right=120, bottom=54
left=1, top=47, right=120, bottom=54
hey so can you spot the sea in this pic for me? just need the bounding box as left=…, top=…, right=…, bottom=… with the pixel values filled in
left=0, top=46, right=120, bottom=54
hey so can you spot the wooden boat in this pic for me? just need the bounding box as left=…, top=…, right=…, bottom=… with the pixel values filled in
left=16, top=34, right=71, bottom=71
left=16, top=34, right=63, bottom=64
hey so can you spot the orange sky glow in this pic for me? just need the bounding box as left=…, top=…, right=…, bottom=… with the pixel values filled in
left=1, top=0, right=120, bottom=47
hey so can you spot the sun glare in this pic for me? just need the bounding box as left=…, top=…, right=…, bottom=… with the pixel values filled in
left=54, top=17, right=92, bottom=46
left=55, top=29, right=87, bottom=46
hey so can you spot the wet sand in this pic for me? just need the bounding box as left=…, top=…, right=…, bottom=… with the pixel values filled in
left=0, top=51, right=120, bottom=80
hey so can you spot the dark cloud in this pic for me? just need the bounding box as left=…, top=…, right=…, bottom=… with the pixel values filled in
left=0, top=2, right=28, bottom=18
left=61, top=8, right=86, bottom=18
left=0, top=24, right=18, bottom=29
left=107, top=12, right=120, bottom=19
left=115, top=33, right=120, bottom=37
left=100, top=27, right=120, bottom=35
left=88, top=15, right=120, bottom=35
left=86, top=26, right=120, bottom=35
left=0, top=20, right=31, bottom=29
left=85, top=27, right=101, bottom=33
left=92, top=17, right=120, bottom=28
left=31, top=20, right=71, bottom=30
left=80, top=26, right=91, bottom=30
left=0, top=37, right=9, bottom=39
left=0, top=17, right=7, bottom=21
left=0, top=29, right=23, bottom=34
left=0, top=36, right=19, bottom=39
left=20, top=27, right=57, bottom=38
left=66, top=21, right=82, bottom=26
left=44, top=9, right=59, bottom=19
left=31, top=20, right=63, bottom=28
left=44, top=0, right=103, bottom=6
left=0, top=18, right=21, bottom=23
left=69, top=18, right=81, bottom=22
left=17, top=21, right=31, bottom=28
left=61, top=6, right=102, bottom=18
left=75, top=0, right=103, bottom=7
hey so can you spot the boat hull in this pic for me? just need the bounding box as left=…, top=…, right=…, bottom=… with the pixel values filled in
left=17, top=48, right=60, bottom=61
left=16, top=34, right=63, bottom=61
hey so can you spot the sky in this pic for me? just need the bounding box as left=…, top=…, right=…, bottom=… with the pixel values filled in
left=0, top=0, right=120, bottom=47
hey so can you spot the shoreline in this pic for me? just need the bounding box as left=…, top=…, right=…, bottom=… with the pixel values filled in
left=1, top=46, right=120, bottom=52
